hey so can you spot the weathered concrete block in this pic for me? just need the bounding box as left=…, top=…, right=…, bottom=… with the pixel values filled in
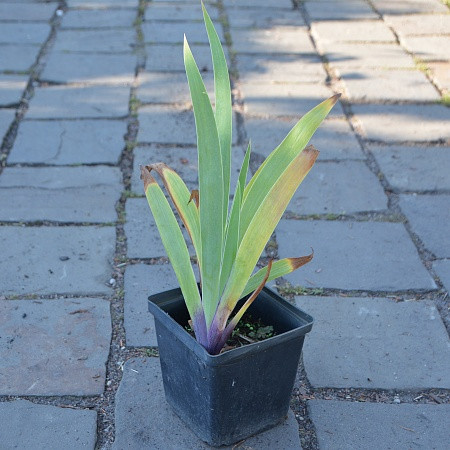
left=145, top=3, right=219, bottom=21
left=0, top=400, right=97, bottom=449
left=309, top=400, right=450, bottom=450
left=0, top=109, right=16, bottom=138
left=0, top=75, right=28, bottom=106
left=227, top=6, right=304, bottom=29
left=305, top=1, right=378, bottom=20
left=0, top=45, right=39, bottom=72
left=0, top=3, right=56, bottom=21
left=61, top=8, right=136, bottom=28
left=0, top=298, right=111, bottom=395
left=298, top=296, right=450, bottom=388
left=276, top=220, right=436, bottom=291
left=0, top=226, right=115, bottom=296
left=402, top=36, right=449, bottom=62
left=385, top=14, right=450, bottom=36
left=371, top=0, right=448, bottom=15
left=0, top=23, right=51, bottom=44
left=434, top=260, right=450, bottom=293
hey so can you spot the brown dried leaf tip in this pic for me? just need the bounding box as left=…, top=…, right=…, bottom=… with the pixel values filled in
left=188, top=189, right=199, bottom=208
left=140, top=165, right=156, bottom=192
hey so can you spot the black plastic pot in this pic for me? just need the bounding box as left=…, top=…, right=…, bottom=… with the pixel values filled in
left=148, top=286, right=314, bottom=447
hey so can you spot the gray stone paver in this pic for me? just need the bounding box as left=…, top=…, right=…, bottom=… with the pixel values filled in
left=370, top=145, right=450, bottom=192
left=40, top=52, right=136, bottom=85
left=0, top=400, right=97, bottom=450
left=0, top=166, right=122, bottom=222
left=288, top=160, right=387, bottom=215
left=0, top=44, right=39, bottom=72
left=224, top=0, right=293, bottom=7
left=428, top=62, right=450, bottom=94
left=385, top=14, right=450, bottom=36
left=0, top=23, right=51, bottom=45
left=434, top=260, right=450, bottom=293
left=353, top=104, right=450, bottom=142
left=245, top=117, right=364, bottom=160
left=402, top=36, right=450, bottom=62
left=8, top=119, right=126, bottom=165
left=0, top=75, right=28, bottom=106
left=68, top=0, right=139, bottom=8
left=277, top=220, right=436, bottom=291
left=0, top=298, right=111, bottom=395
left=0, top=226, right=115, bottom=295
left=308, top=400, right=450, bottom=450
left=298, top=296, right=450, bottom=389
left=145, top=3, right=219, bottom=21
left=227, top=6, right=304, bottom=29
left=339, top=67, right=440, bottom=102
left=27, top=85, right=130, bottom=118
left=0, top=108, right=16, bottom=138
left=52, top=29, right=135, bottom=53
left=0, top=3, right=56, bottom=21
left=399, top=194, right=450, bottom=258
left=61, top=8, right=136, bottom=28
left=371, top=0, right=448, bottom=15
left=113, top=357, right=302, bottom=449
left=305, top=1, right=378, bottom=20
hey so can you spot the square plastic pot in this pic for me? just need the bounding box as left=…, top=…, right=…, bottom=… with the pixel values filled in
left=148, top=286, right=313, bottom=447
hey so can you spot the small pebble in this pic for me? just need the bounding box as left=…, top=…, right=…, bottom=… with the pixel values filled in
left=56, top=9, right=63, bottom=16
left=393, top=396, right=401, bottom=404
left=109, top=278, right=116, bottom=286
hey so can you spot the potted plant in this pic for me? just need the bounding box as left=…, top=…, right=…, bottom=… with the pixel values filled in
left=141, top=3, right=339, bottom=446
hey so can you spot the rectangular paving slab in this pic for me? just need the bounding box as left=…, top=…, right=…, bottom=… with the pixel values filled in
left=305, top=1, right=378, bottom=20
left=0, top=166, right=122, bottom=223
left=145, top=3, right=219, bottom=21
left=297, top=296, right=450, bottom=389
left=68, top=0, right=139, bottom=8
left=276, top=220, right=436, bottom=291
left=287, top=160, right=387, bottom=215
left=40, top=52, right=136, bottom=85
left=227, top=6, right=304, bottom=29
left=0, top=400, right=97, bottom=449
left=384, top=14, right=450, bottom=36
left=0, top=226, right=115, bottom=295
left=0, top=44, right=40, bottom=72
left=0, top=2, right=56, bottom=21
left=308, top=400, right=450, bottom=450
left=27, top=85, right=130, bottom=118
left=353, top=104, right=450, bottom=143
left=8, top=119, right=126, bottom=165
left=371, top=0, right=448, bottom=14
left=61, top=8, right=136, bottom=28
left=434, top=260, right=450, bottom=294
left=0, top=108, right=16, bottom=139
left=113, top=357, right=302, bottom=449
left=399, top=194, right=450, bottom=258
left=370, top=145, right=450, bottom=192
left=0, top=75, right=28, bottom=107
left=0, top=298, right=111, bottom=395
left=402, top=35, right=449, bottom=62
left=0, top=23, right=51, bottom=44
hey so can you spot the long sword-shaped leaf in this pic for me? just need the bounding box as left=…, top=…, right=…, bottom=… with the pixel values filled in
left=240, top=253, right=313, bottom=299
left=141, top=166, right=206, bottom=343
left=239, top=95, right=340, bottom=241
left=146, top=163, right=201, bottom=266
left=237, top=141, right=251, bottom=201
left=218, top=146, right=319, bottom=330
left=184, top=37, right=223, bottom=328
left=202, top=2, right=232, bottom=230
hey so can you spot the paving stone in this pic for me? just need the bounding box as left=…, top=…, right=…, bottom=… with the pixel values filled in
left=227, top=6, right=304, bottom=29
left=339, top=68, right=440, bottom=102
left=399, top=194, right=450, bottom=258
left=145, top=44, right=225, bottom=72
left=370, top=145, right=450, bottom=192
left=27, top=85, right=130, bottom=118
left=402, top=36, right=450, bottom=61
left=321, top=42, right=415, bottom=68
left=277, top=220, right=436, bottom=291
left=0, top=75, right=27, bottom=106
left=68, top=0, right=138, bottom=8
left=138, top=105, right=237, bottom=144
left=288, top=160, right=387, bottom=215
left=145, top=3, right=219, bottom=21
left=61, top=8, right=136, bottom=28
left=245, top=117, right=364, bottom=160
left=309, top=400, right=450, bottom=450
left=0, top=166, right=122, bottom=222
left=0, top=108, right=16, bottom=138
left=312, top=20, right=395, bottom=44
left=40, top=52, right=135, bottom=85
left=371, top=0, right=448, bottom=14
left=298, top=296, right=450, bottom=389
left=242, top=82, right=342, bottom=118
left=0, top=23, right=51, bottom=44
left=236, top=54, right=327, bottom=84
left=131, top=145, right=246, bottom=193
left=0, top=226, right=115, bottom=295
left=0, top=2, right=56, bottom=21
left=137, top=72, right=213, bottom=104
left=0, top=400, right=97, bottom=449
left=113, top=357, right=302, bottom=449
left=52, top=29, right=135, bottom=53
left=124, top=263, right=180, bottom=347
left=428, top=62, right=450, bottom=94
left=0, top=44, right=39, bottom=72
left=232, top=27, right=315, bottom=54
left=0, top=298, right=111, bottom=395
left=224, top=0, right=293, bottom=7
left=434, top=260, right=450, bottom=293
left=353, top=104, right=450, bottom=142
left=305, top=1, right=378, bottom=20
left=9, top=119, right=126, bottom=165
left=143, top=21, right=225, bottom=44
left=385, top=14, right=450, bottom=36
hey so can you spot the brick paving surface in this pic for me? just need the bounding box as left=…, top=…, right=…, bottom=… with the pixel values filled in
left=0, top=0, right=448, bottom=449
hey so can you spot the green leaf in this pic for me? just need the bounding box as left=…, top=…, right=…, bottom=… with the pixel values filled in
left=237, top=141, right=251, bottom=201
left=203, top=2, right=232, bottom=231
left=141, top=166, right=202, bottom=321
left=184, top=36, right=223, bottom=328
